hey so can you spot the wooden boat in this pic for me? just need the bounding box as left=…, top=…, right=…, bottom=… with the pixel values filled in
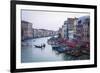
left=34, top=45, right=43, bottom=48
left=34, top=44, right=46, bottom=48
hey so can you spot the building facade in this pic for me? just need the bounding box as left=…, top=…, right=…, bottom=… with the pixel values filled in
left=75, top=16, right=90, bottom=43
left=33, top=29, right=57, bottom=38
left=58, top=17, right=78, bottom=39
left=21, top=20, right=33, bottom=40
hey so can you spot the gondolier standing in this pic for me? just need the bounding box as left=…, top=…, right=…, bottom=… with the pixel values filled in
left=43, top=43, right=45, bottom=48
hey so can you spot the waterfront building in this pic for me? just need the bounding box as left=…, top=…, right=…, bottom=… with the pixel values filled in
left=33, top=29, right=40, bottom=38
left=73, top=18, right=78, bottom=35
left=21, top=20, right=33, bottom=40
left=63, top=21, right=68, bottom=38
left=60, top=18, right=78, bottom=39
left=58, top=28, right=62, bottom=38
left=33, top=28, right=57, bottom=38
left=81, top=16, right=90, bottom=42
left=67, top=18, right=75, bottom=30
left=75, top=16, right=90, bottom=43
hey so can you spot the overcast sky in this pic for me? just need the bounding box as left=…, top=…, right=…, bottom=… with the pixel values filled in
left=21, top=10, right=89, bottom=31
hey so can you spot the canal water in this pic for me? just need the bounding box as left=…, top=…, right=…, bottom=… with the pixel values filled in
left=21, top=36, right=88, bottom=63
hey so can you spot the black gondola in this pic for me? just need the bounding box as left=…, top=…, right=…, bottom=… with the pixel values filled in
left=34, top=44, right=46, bottom=48
left=34, top=45, right=43, bottom=48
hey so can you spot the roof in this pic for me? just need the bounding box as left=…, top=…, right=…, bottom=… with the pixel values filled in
left=78, top=16, right=90, bottom=25
left=21, top=20, right=32, bottom=24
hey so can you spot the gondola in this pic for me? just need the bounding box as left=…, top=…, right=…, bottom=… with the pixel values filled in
left=34, top=44, right=45, bottom=48
left=34, top=45, right=43, bottom=48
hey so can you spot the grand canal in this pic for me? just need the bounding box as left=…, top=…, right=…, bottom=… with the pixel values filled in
left=21, top=36, right=89, bottom=63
